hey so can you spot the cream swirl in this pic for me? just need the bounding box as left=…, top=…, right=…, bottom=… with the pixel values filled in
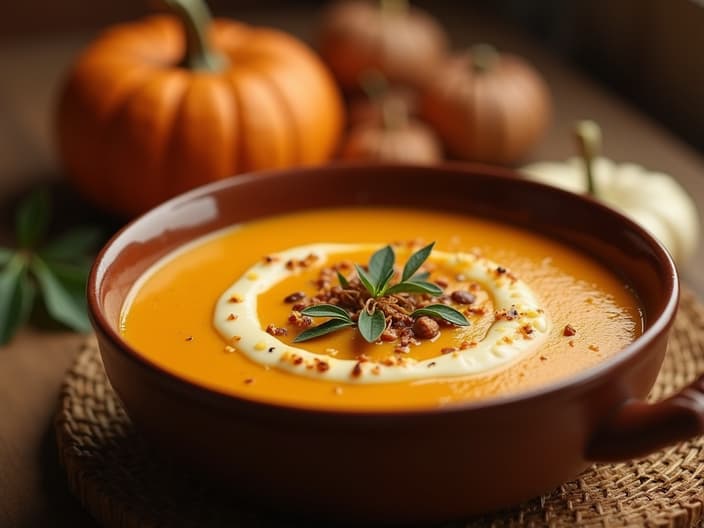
left=214, top=244, right=549, bottom=383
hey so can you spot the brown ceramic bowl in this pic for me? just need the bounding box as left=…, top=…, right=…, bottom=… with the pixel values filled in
left=89, top=163, right=688, bottom=523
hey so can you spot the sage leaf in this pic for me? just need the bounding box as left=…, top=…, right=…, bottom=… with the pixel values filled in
left=402, top=242, right=434, bottom=282
left=337, top=271, right=350, bottom=288
left=16, top=188, right=50, bottom=248
left=0, top=257, right=29, bottom=345
left=411, top=304, right=470, bottom=326
left=31, top=257, right=91, bottom=333
left=40, top=226, right=102, bottom=261
left=0, top=247, right=13, bottom=267
left=46, top=261, right=90, bottom=314
left=293, top=318, right=354, bottom=342
left=355, top=264, right=377, bottom=296
left=301, top=304, right=352, bottom=322
left=375, top=265, right=396, bottom=296
left=385, top=280, right=443, bottom=296
left=44, top=260, right=91, bottom=293
left=15, top=274, right=36, bottom=337
left=358, top=308, right=386, bottom=343
left=368, top=245, right=394, bottom=288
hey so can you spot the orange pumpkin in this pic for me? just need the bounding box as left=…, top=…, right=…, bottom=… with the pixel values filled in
left=421, top=45, right=551, bottom=165
left=56, top=0, right=344, bottom=217
left=318, top=0, right=448, bottom=92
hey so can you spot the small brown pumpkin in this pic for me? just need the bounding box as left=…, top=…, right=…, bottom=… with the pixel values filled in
left=56, top=0, right=344, bottom=217
left=421, top=45, right=551, bottom=165
left=340, top=98, right=442, bottom=164
left=318, top=0, right=449, bottom=92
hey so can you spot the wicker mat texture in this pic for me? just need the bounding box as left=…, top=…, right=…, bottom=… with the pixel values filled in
left=56, top=290, right=704, bottom=528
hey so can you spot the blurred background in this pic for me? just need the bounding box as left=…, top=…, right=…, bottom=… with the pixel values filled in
left=2, top=0, right=702, bottom=152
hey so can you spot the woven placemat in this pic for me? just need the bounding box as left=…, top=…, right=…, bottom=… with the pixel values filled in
left=56, top=290, right=704, bottom=528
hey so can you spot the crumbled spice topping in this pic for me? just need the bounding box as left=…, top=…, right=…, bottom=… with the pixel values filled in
left=284, top=291, right=306, bottom=303
left=315, top=358, right=331, bottom=372
left=352, top=362, right=363, bottom=378
left=273, top=250, right=512, bottom=377
left=451, top=290, right=476, bottom=305
left=285, top=253, right=321, bottom=271
left=520, top=324, right=534, bottom=338
left=286, top=260, right=475, bottom=353
left=185, top=336, right=193, bottom=342
left=288, top=311, right=313, bottom=328
left=413, top=316, right=440, bottom=339
left=495, top=306, right=519, bottom=321
left=563, top=324, right=576, bottom=337
left=434, top=277, right=449, bottom=288
left=266, top=324, right=287, bottom=336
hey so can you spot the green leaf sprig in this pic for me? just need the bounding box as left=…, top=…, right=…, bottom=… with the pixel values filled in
left=293, top=243, right=470, bottom=343
left=0, top=189, right=102, bottom=345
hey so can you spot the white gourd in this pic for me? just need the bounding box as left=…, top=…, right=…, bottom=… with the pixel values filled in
left=522, top=156, right=700, bottom=264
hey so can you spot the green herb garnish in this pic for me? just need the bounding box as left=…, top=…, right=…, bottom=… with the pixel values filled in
left=0, top=189, right=102, bottom=345
left=293, top=243, right=470, bottom=344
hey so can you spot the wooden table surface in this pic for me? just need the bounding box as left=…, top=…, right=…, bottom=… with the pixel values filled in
left=1, top=5, right=703, bottom=527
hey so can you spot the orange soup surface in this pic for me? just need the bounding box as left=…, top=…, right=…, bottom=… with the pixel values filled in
left=120, top=207, right=643, bottom=411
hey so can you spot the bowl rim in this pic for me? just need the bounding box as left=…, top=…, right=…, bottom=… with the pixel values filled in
left=88, top=161, right=680, bottom=420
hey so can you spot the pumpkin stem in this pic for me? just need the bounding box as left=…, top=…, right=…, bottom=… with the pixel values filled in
left=381, top=98, right=409, bottom=131
left=573, top=120, right=601, bottom=196
left=359, top=70, right=408, bottom=130
left=162, top=0, right=228, bottom=72
left=359, top=70, right=388, bottom=101
left=470, top=44, right=499, bottom=73
left=380, top=0, right=409, bottom=14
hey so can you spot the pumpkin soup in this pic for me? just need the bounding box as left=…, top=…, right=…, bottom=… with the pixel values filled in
left=120, top=206, right=642, bottom=411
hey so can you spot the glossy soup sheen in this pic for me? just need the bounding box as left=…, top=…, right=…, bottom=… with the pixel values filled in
left=120, top=207, right=643, bottom=411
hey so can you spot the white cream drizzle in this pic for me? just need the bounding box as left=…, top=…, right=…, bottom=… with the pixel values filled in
left=214, top=243, right=550, bottom=384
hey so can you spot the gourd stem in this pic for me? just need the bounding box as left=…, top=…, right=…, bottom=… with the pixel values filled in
left=573, top=120, right=601, bottom=196
left=470, top=43, right=500, bottom=73
left=163, top=0, right=228, bottom=72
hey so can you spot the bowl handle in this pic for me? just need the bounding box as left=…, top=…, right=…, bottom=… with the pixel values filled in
left=586, top=375, right=704, bottom=461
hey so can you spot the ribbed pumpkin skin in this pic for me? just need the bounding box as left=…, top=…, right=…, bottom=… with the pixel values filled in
left=57, top=15, right=345, bottom=217
left=421, top=53, right=551, bottom=165
left=319, top=0, right=448, bottom=92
